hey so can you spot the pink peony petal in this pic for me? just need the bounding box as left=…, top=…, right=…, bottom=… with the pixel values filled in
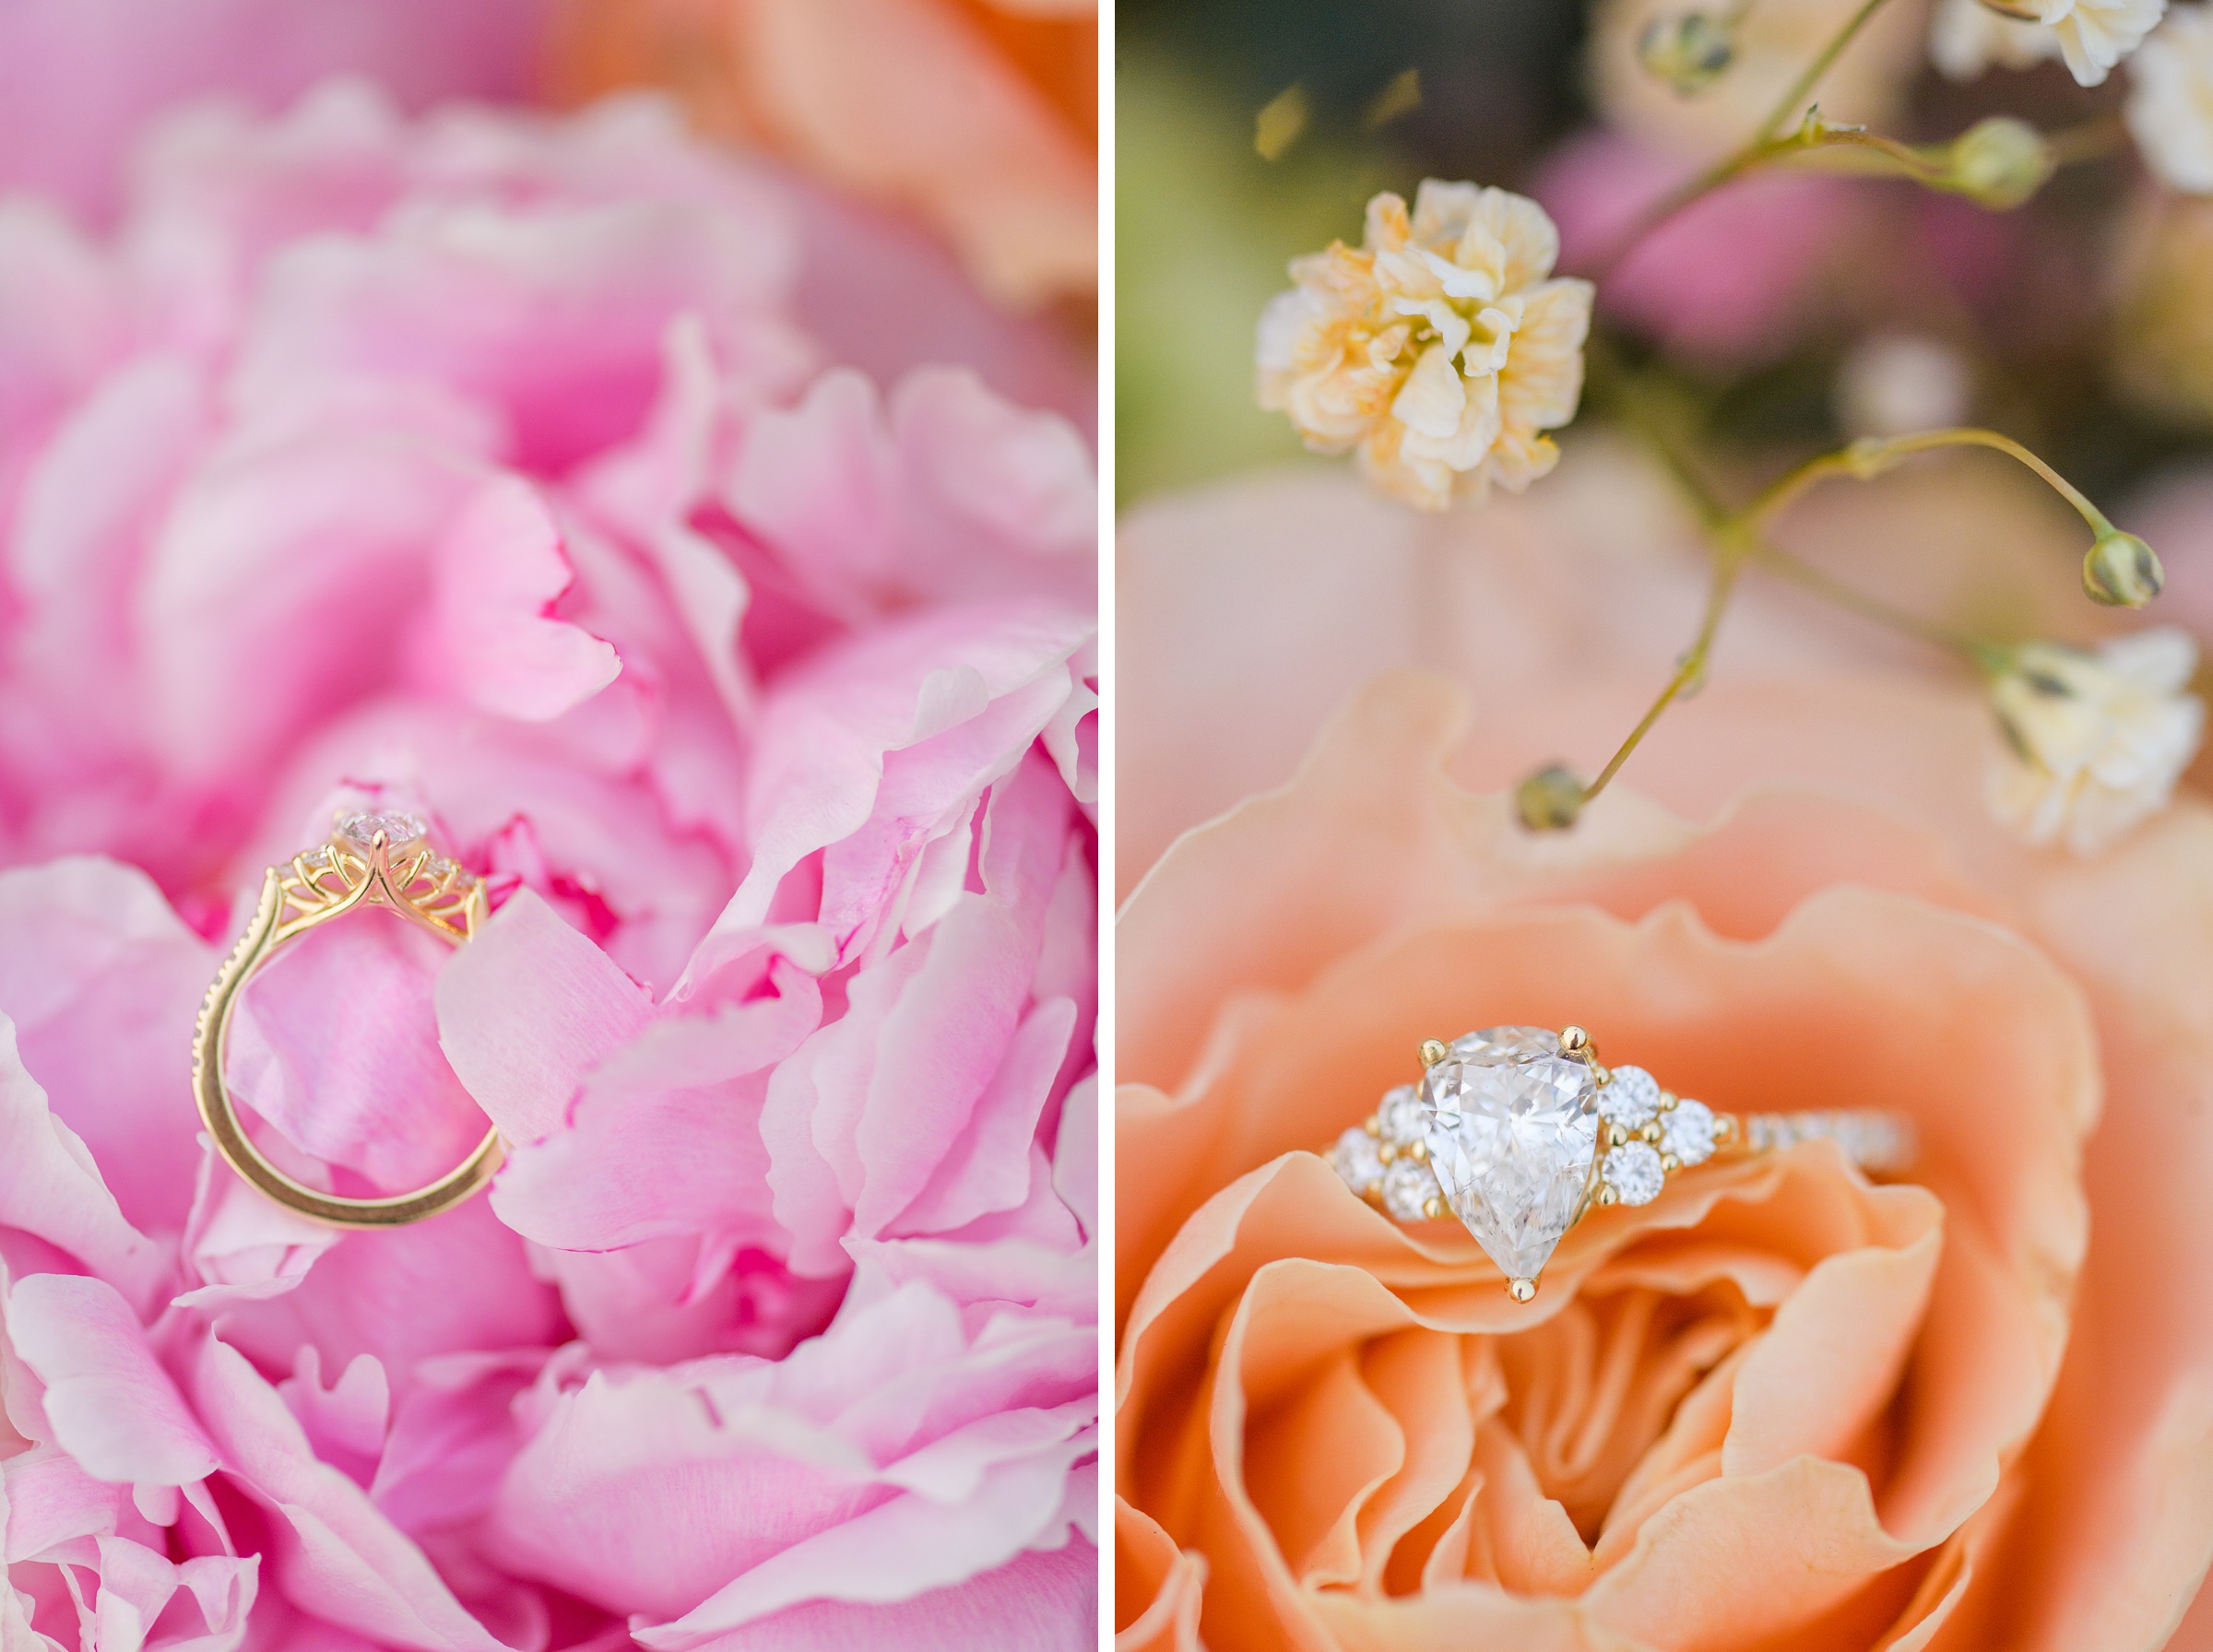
left=0, top=856, right=217, bottom=1238
left=225, top=908, right=491, bottom=1196
left=8, top=1273, right=219, bottom=1486
left=430, top=476, right=621, bottom=723
left=433, top=889, right=656, bottom=1147
left=0, top=1017, right=164, bottom=1313
left=668, top=1538, right=1095, bottom=1652
left=490, top=960, right=819, bottom=1253
left=191, top=1336, right=515, bottom=1652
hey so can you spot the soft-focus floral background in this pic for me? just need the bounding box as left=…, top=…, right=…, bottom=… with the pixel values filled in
left=0, top=3, right=1097, bottom=1651
left=1119, top=2, right=2213, bottom=1649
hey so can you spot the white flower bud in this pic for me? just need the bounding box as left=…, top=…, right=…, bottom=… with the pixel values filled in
left=2082, top=530, right=2166, bottom=608
left=1946, top=117, right=2055, bottom=208
left=1638, top=11, right=1736, bottom=95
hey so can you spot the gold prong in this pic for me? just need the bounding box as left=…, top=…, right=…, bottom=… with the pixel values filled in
left=1661, top=1153, right=1681, bottom=1173
left=1405, top=1139, right=1428, bottom=1163
left=1560, top=1025, right=1590, bottom=1056
left=1641, top=1122, right=1663, bottom=1144
left=1364, top=1116, right=1381, bottom=1138
left=1607, top=1123, right=1629, bottom=1149
left=1422, top=1196, right=1445, bottom=1220
left=1597, top=1184, right=1619, bottom=1206
left=1378, top=1141, right=1398, bottom=1164
left=1419, top=1039, right=1448, bottom=1068
left=1590, top=1063, right=1611, bottom=1086
left=1659, top=1091, right=1677, bottom=1112
left=1714, top=1115, right=1736, bottom=1142
left=1508, top=1277, right=1538, bottom=1303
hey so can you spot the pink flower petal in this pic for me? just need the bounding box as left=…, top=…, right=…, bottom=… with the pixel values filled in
left=431, top=476, right=621, bottom=723
left=8, top=1273, right=219, bottom=1486
left=433, top=889, right=656, bottom=1146
left=190, top=1336, right=513, bottom=1652
left=0, top=856, right=216, bottom=1238
left=669, top=1538, right=1095, bottom=1652
left=490, top=960, right=819, bottom=1253
left=225, top=908, right=491, bottom=1196
left=0, top=1017, right=163, bottom=1313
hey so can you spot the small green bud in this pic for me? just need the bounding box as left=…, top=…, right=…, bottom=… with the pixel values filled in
left=1946, top=117, right=2053, bottom=210
left=1638, top=12, right=1734, bottom=96
left=2083, top=530, right=2165, bottom=608
left=1515, top=764, right=1586, bottom=832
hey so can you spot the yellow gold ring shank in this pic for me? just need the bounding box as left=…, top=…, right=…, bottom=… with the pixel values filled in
left=191, top=810, right=502, bottom=1228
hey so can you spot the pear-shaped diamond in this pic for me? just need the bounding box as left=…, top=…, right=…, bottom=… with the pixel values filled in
left=1419, top=1025, right=1601, bottom=1282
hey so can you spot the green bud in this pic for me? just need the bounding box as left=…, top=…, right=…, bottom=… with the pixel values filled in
left=1638, top=12, right=1734, bottom=96
left=1515, top=764, right=1586, bottom=832
left=1946, top=117, right=2053, bottom=210
left=2083, top=529, right=2165, bottom=608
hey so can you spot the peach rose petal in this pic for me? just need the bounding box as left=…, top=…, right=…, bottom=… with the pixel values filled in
left=1118, top=667, right=2110, bottom=1648
left=1115, top=1497, right=1205, bottom=1651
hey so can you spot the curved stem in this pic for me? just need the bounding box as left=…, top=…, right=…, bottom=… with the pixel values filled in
left=1746, top=426, right=2114, bottom=536
left=1589, top=0, right=1897, bottom=279
left=1578, top=544, right=1745, bottom=808
left=1757, top=0, right=1896, bottom=141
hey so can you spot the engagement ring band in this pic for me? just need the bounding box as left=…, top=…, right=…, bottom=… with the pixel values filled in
left=1331, top=1025, right=1915, bottom=1301
left=192, top=809, right=501, bottom=1227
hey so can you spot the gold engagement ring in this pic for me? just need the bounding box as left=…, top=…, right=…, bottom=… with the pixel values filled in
left=192, top=808, right=500, bottom=1227
left=1332, top=1025, right=1916, bottom=1301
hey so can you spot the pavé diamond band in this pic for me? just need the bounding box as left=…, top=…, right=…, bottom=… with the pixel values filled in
left=1332, top=1025, right=1915, bottom=1302
left=192, top=809, right=502, bottom=1227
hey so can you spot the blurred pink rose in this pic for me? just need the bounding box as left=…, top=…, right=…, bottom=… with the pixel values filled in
left=0, top=80, right=1095, bottom=1652
left=1537, top=130, right=1869, bottom=363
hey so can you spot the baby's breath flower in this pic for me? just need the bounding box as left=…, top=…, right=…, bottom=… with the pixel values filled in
left=1257, top=183, right=1594, bottom=512
left=1987, top=629, right=2204, bottom=854
left=1933, top=0, right=2166, bottom=88
left=2128, top=5, right=2213, bottom=190
left=1946, top=116, right=2056, bottom=206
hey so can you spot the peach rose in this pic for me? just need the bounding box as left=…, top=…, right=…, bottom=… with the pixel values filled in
left=547, top=0, right=1096, bottom=309
left=1115, top=449, right=2213, bottom=1649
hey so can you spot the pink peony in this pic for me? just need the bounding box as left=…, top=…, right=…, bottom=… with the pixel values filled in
left=0, top=80, right=1096, bottom=1652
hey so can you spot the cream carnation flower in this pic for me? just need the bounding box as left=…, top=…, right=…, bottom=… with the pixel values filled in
left=2129, top=5, right=2213, bottom=188
left=1986, top=629, right=2205, bottom=854
left=1257, top=182, right=1594, bottom=512
left=1934, top=0, right=2166, bottom=86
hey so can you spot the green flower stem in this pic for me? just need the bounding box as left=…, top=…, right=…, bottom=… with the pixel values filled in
left=1744, top=427, right=2116, bottom=537
left=1570, top=354, right=2025, bottom=817
left=1590, top=0, right=1898, bottom=281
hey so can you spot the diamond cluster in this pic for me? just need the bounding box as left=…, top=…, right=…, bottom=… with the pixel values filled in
left=1333, top=1026, right=1733, bottom=1291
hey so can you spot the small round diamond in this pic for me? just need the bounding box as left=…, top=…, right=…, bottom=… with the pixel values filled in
left=1597, top=1064, right=1662, bottom=1128
left=1334, top=1127, right=1385, bottom=1196
left=1381, top=1155, right=1441, bottom=1221
left=337, top=809, right=426, bottom=848
left=1602, top=1140, right=1665, bottom=1206
left=1377, top=1083, right=1426, bottom=1147
left=1662, top=1098, right=1718, bottom=1166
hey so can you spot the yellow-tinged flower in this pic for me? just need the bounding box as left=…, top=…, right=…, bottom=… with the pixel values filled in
left=1256, top=183, right=1594, bottom=512
left=1987, top=629, right=2205, bottom=854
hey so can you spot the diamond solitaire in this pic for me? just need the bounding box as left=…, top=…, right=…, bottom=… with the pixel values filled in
left=1332, top=1023, right=1917, bottom=1300
left=1420, top=1027, right=1599, bottom=1288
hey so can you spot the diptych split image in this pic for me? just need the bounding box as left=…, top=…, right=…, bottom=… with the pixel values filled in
left=6, top=2, right=2213, bottom=1648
